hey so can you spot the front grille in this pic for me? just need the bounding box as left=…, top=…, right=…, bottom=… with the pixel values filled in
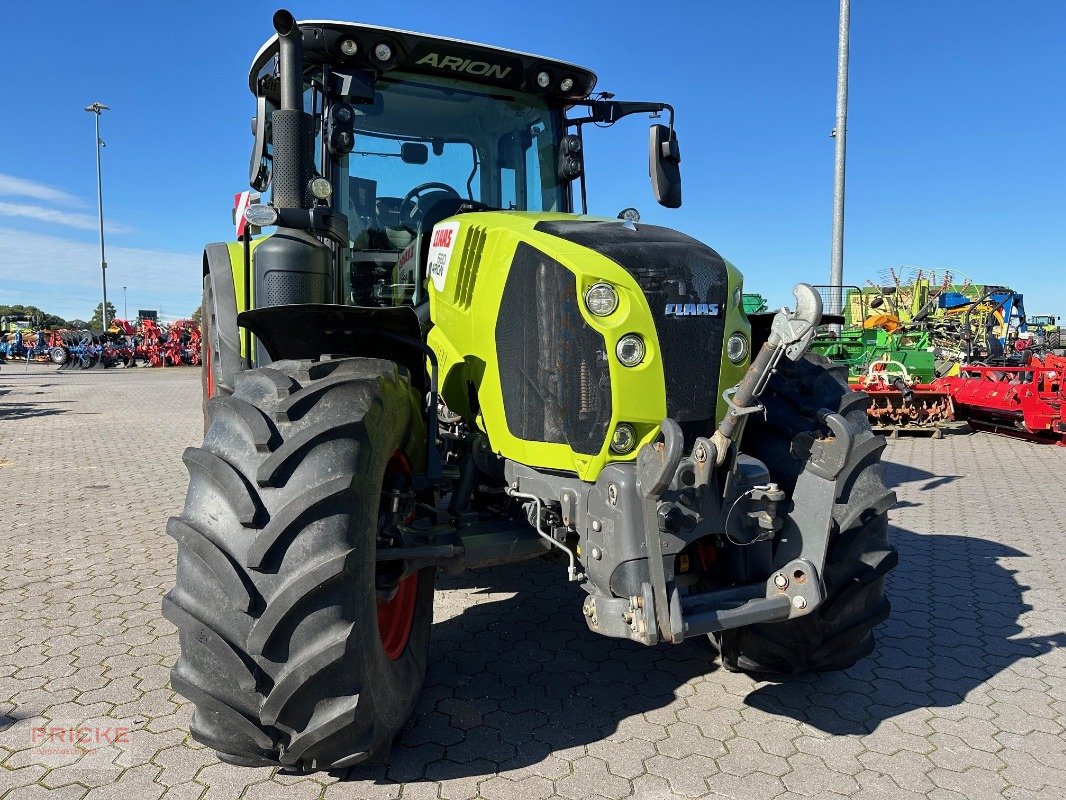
left=495, top=243, right=612, bottom=456
left=535, top=220, right=729, bottom=443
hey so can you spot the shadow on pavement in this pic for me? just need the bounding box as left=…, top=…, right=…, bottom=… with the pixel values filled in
left=743, top=525, right=1065, bottom=735
left=342, top=512, right=1060, bottom=782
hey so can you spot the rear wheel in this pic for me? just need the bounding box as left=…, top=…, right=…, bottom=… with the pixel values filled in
left=164, top=356, right=434, bottom=770
left=1048, top=330, right=1061, bottom=350
left=720, top=354, right=898, bottom=674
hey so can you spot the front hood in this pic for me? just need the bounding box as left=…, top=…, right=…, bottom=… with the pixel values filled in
left=533, top=219, right=731, bottom=441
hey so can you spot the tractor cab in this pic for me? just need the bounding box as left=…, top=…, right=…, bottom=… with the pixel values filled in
left=244, top=14, right=681, bottom=310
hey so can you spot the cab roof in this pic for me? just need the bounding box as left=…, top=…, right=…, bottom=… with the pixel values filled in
left=249, top=20, right=598, bottom=102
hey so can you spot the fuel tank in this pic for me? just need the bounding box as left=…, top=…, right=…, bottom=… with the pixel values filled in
left=425, top=211, right=748, bottom=481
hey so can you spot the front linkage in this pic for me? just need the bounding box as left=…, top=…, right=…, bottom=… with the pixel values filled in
left=520, top=284, right=850, bottom=646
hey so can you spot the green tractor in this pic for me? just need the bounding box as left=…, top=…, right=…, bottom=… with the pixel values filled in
left=165, top=10, right=898, bottom=770
left=1027, top=314, right=1061, bottom=350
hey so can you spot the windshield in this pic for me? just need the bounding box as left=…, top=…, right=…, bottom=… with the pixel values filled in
left=341, top=73, right=565, bottom=249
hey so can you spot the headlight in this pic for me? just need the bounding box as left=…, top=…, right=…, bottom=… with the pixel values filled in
left=733, top=286, right=743, bottom=308
left=584, top=283, right=618, bottom=316
left=373, top=43, right=393, bottom=62
left=610, top=423, right=637, bottom=454
left=616, top=334, right=645, bottom=367
left=727, top=332, right=748, bottom=364
left=536, top=71, right=551, bottom=88
left=339, top=38, right=358, bottom=57
left=560, top=77, right=575, bottom=92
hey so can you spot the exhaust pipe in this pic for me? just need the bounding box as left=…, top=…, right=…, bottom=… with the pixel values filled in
left=273, top=10, right=302, bottom=112
left=269, top=9, right=312, bottom=209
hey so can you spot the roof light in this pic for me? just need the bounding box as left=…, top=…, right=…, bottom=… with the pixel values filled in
left=339, top=38, right=358, bottom=57
left=373, top=42, right=393, bottom=62
left=560, top=77, right=575, bottom=92
left=536, top=71, right=551, bottom=89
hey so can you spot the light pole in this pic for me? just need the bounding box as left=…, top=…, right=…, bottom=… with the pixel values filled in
left=829, top=0, right=850, bottom=318
left=85, top=102, right=110, bottom=330
left=123, top=286, right=127, bottom=320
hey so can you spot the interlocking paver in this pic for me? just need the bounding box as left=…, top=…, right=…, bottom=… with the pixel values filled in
left=2, top=363, right=1065, bottom=800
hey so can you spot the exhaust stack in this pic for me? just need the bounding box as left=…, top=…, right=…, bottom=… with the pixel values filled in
left=269, top=9, right=313, bottom=209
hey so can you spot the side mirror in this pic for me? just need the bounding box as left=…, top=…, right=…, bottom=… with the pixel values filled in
left=649, top=123, right=682, bottom=208
left=249, top=95, right=271, bottom=192
left=401, top=142, right=429, bottom=164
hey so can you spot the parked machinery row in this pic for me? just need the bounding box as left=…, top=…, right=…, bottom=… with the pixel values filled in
left=807, top=272, right=1065, bottom=444
left=0, top=318, right=201, bottom=369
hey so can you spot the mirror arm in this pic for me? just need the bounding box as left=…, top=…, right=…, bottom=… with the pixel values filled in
left=573, top=121, right=588, bottom=214
left=569, top=100, right=675, bottom=132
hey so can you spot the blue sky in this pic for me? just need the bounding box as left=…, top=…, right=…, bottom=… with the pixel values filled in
left=1, top=1, right=1063, bottom=321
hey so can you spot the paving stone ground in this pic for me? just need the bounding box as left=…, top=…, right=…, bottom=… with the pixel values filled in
left=0, top=362, right=1063, bottom=799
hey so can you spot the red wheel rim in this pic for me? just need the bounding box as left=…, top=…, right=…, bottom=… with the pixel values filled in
left=377, top=451, right=418, bottom=660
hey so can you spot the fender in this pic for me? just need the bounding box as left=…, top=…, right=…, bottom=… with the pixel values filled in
left=238, top=304, right=430, bottom=394
left=203, top=243, right=247, bottom=394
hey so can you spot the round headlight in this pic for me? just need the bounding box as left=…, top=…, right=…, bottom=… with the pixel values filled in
left=339, top=38, right=358, bottom=57
left=727, top=332, right=748, bottom=364
left=585, top=283, right=618, bottom=316
left=536, top=71, right=551, bottom=89
left=617, top=207, right=640, bottom=222
left=610, top=423, right=637, bottom=454
left=309, top=177, right=333, bottom=200
left=733, top=286, right=743, bottom=308
left=559, top=77, right=575, bottom=92
left=616, top=334, right=645, bottom=367
left=373, top=42, right=393, bottom=62
left=244, top=203, right=278, bottom=227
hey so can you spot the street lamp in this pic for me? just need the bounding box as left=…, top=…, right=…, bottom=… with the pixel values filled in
left=84, top=102, right=110, bottom=330
left=828, top=0, right=850, bottom=321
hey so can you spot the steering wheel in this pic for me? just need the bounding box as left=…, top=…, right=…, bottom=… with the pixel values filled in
left=399, top=182, right=462, bottom=228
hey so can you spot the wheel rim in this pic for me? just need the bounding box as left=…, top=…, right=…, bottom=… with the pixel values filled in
left=377, top=450, right=418, bottom=660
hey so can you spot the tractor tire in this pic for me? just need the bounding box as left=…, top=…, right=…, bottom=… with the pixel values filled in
left=1049, top=330, right=1061, bottom=350
left=50, top=346, right=67, bottom=365
left=164, top=356, right=434, bottom=770
left=719, top=353, right=897, bottom=674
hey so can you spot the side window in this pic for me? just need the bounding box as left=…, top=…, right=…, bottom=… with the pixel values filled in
left=500, top=167, right=517, bottom=210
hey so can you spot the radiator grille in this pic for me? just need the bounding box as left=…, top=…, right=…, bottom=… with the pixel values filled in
left=495, top=243, right=612, bottom=456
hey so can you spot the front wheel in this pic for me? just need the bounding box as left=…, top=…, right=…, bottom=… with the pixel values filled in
left=720, top=354, right=898, bottom=674
left=164, top=356, right=434, bottom=770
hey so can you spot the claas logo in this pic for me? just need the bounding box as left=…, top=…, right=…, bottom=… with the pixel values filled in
left=432, top=228, right=455, bottom=248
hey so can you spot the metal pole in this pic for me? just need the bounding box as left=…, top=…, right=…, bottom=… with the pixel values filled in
left=85, top=102, right=110, bottom=330
left=123, top=286, right=127, bottom=320
left=829, top=0, right=850, bottom=317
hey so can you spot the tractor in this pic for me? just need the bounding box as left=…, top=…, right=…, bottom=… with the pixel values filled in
left=165, top=10, right=898, bottom=771
left=1026, top=314, right=1062, bottom=351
